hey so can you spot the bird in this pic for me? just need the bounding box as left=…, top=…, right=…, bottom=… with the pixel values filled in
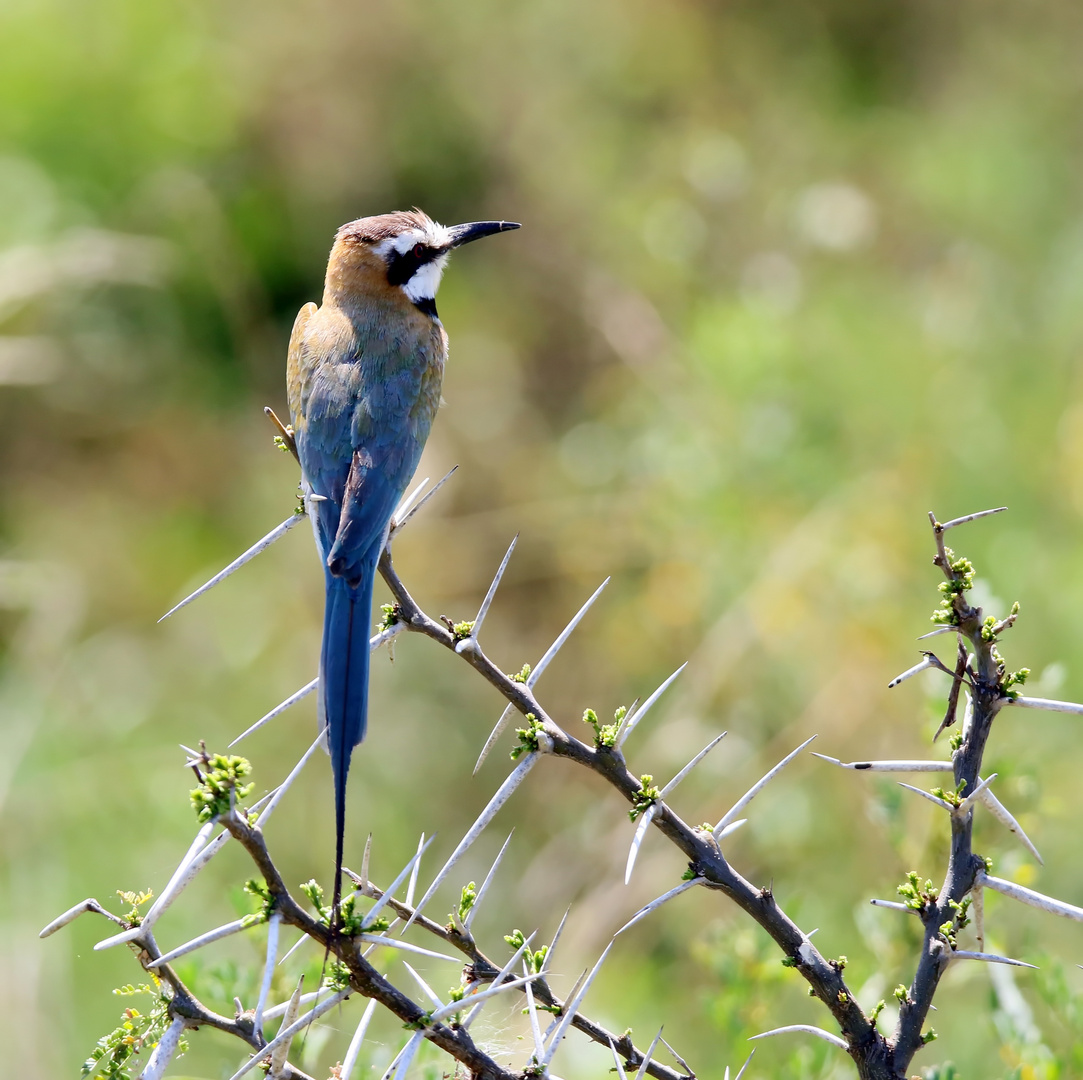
left=286, top=209, right=520, bottom=927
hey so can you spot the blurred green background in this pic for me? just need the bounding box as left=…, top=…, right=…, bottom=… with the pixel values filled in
left=4, top=0, right=1083, bottom=1077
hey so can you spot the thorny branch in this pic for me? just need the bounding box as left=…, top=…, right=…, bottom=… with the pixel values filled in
left=61, top=777, right=687, bottom=1080
left=345, top=880, right=677, bottom=1075
left=47, top=481, right=1083, bottom=1080
left=375, top=547, right=887, bottom=1078
left=887, top=512, right=1014, bottom=1067
left=83, top=910, right=318, bottom=1080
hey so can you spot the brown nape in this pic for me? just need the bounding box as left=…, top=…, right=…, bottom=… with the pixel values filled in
left=336, top=209, right=433, bottom=244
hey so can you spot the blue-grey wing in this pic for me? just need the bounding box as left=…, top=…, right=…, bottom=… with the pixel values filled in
left=300, top=353, right=429, bottom=577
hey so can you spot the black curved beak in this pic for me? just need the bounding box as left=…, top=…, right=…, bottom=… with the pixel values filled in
left=446, top=220, right=521, bottom=248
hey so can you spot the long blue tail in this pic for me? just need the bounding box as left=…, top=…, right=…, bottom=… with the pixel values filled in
left=320, top=551, right=376, bottom=928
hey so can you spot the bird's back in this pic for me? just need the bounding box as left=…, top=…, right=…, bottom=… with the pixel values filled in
left=288, top=293, right=447, bottom=561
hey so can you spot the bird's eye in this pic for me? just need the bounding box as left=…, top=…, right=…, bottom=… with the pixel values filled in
left=412, top=244, right=424, bottom=258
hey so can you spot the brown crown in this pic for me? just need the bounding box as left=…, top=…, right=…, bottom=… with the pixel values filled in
left=335, top=209, right=433, bottom=245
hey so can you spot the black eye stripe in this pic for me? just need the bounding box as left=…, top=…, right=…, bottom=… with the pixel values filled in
left=386, top=244, right=438, bottom=286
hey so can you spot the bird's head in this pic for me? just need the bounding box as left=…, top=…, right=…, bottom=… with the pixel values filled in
left=326, top=209, right=520, bottom=317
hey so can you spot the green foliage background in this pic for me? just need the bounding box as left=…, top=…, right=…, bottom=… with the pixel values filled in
left=3, top=1, right=1083, bottom=1077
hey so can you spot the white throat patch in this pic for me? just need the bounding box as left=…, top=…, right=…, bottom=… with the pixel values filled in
left=374, top=221, right=453, bottom=307
left=402, top=253, right=449, bottom=303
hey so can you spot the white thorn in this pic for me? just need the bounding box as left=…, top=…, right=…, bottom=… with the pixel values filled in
left=896, top=782, right=955, bottom=813
left=980, top=872, right=1083, bottom=922
left=249, top=788, right=278, bottom=813
left=135, top=832, right=231, bottom=935
left=633, top=1027, right=664, bottom=1080
left=389, top=1030, right=424, bottom=1080
left=159, top=513, right=305, bottom=622
left=917, top=625, right=962, bottom=640
left=715, top=818, right=747, bottom=841
left=812, top=753, right=953, bottom=773
left=467, top=535, right=518, bottom=643
left=276, top=930, right=309, bottom=968
left=659, top=732, right=727, bottom=798
left=961, top=691, right=975, bottom=742
left=608, top=1038, right=629, bottom=1080
left=269, top=977, right=305, bottom=1080
left=539, top=942, right=614, bottom=1067
left=957, top=773, right=997, bottom=815
left=541, top=907, right=571, bottom=974
left=616, top=663, right=688, bottom=751
left=939, top=506, right=1008, bottom=530
left=658, top=1033, right=693, bottom=1075
left=355, top=933, right=460, bottom=963
left=540, top=1017, right=560, bottom=1050
left=359, top=833, right=373, bottom=893
left=474, top=704, right=517, bottom=775
left=405, top=755, right=540, bottom=931
left=146, top=817, right=214, bottom=893
left=749, top=1024, right=848, bottom=1051
left=391, top=465, right=458, bottom=535
left=229, top=678, right=319, bottom=747
left=525, top=979, right=546, bottom=1064
left=133, top=779, right=272, bottom=926
left=253, top=912, right=280, bottom=1037
left=869, top=899, right=916, bottom=914
left=465, top=830, right=513, bottom=930
left=714, top=735, right=817, bottom=835
left=972, top=884, right=985, bottom=952
left=732, top=1048, right=755, bottom=1080
left=540, top=971, right=582, bottom=1045
left=363, top=836, right=436, bottom=930
left=378, top=1038, right=408, bottom=1080
left=40, top=899, right=113, bottom=939
left=945, top=950, right=1037, bottom=969
left=405, top=833, right=426, bottom=908
left=261, top=988, right=320, bottom=1022
left=402, top=961, right=445, bottom=1010
left=473, top=579, right=610, bottom=773
left=391, top=476, right=430, bottom=529
left=147, top=916, right=259, bottom=968
left=616, top=878, right=704, bottom=935
left=232, top=620, right=404, bottom=749
left=431, top=972, right=536, bottom=1024
left=888, top=656, right=934, bottom=688
left=228, top=983, right=352, bottom=1080
left=625, top=805, right=657, bottom=885
left=1006, top=695, right=1083, bottom=715
left=461, top=931, right=537, bottom=1030
left=340, top=998, right=378, bottom=1079
left=257, top=733, right=324, bottom=828
left=137, top=1014, right=185, bottom=1080
left=528, top=577, right=610, bottom=690
left=977, top=786, right=1043, bottom=864
left=93, top=820, right=220, bottom=950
